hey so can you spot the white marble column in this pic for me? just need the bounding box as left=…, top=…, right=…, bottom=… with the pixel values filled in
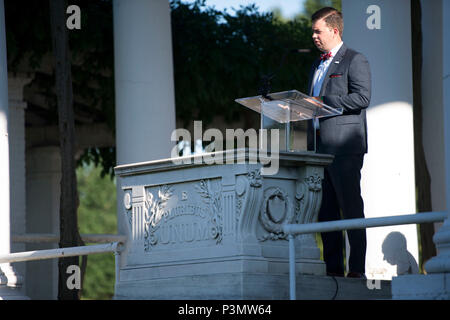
left=113, top=0, right=177, bottom=267
left=421, top=0, right=446, bottom=214
left=113, top=0, right=176, bottom=165
left=342, top=0, right=418, bottom=280
left=0, top=0, right=11, bottom=288
left=391, top=0, right=450, bottom=299
left=0, top=0, right=28, bottom=300
left=7, top=75, right=32, bottom=299
left=422, top=0, right=450, bottom=277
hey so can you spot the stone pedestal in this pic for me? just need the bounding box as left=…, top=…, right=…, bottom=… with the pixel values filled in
left=114, top=150, right=332, bottom=299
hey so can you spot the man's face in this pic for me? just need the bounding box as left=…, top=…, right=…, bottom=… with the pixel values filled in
left=312, top=18, right=340, bottom=52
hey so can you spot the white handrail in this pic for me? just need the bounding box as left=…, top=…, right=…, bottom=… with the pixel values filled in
left=283, top=211, right=447, bottom=235
left=0, top=242, right=124, bottom=285
left=282, top=211, right=448, bottom=300
left=0, top=242, right=123, bottom=264
left=11, top=233, right=127, bottom=244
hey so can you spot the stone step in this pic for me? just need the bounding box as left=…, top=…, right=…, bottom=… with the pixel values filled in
left=294, top=274, right=391, bottom=300
left=114, top=272, right=392, bottom=300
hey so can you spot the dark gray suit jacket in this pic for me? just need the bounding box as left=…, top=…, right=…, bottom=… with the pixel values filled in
left=307, top=44, right=371, bottom=155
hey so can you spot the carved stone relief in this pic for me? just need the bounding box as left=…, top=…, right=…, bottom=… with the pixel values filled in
left=258, top=187, right=294, bottom=241
left=135, top=180, right=224, bottom=252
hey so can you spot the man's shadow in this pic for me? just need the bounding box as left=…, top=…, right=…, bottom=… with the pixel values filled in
left=382, top=231, right=419, bottom=275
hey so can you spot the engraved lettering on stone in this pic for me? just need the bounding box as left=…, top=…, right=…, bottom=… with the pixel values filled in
left=143, top=181, right=224, bottom=251
left=181, top=191, right=188, bottom=201
left=145, top=202, right=212, bottom=250
left=159, top=220, right=211, bottom=244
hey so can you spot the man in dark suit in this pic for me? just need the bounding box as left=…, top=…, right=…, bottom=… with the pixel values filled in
left=307, top=7, right=371, bottom=278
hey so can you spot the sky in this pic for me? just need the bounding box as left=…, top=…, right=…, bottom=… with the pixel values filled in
left=181, top=0, right=305, bottom=19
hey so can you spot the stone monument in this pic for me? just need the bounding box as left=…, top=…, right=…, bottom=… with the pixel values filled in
left=113, top=150, right=333, bottom=299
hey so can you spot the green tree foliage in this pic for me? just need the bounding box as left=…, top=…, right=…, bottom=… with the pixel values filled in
left=77, top=164, right=117, bottom=299
left=172, top=0, right=318, bottom=127
left=5, top=0, right=115, bottom=128
left=6, top=0, right=319, bottom=175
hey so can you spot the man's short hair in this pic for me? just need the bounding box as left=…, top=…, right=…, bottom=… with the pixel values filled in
left=311, top=7, right=343, bottom=37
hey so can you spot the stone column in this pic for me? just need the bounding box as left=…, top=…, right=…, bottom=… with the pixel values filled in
left=342, top=0, right=419, bottom=279
left=0, top=0, right=11, bottom=291
left=113, top=0, right=177, bottom=267
left=25, top=147, right=61, bottom=300
left=7, top=75, right=32, bottom=298
left=113, top=0, right=176, bottom=165
left=392, top=0, right=450, bottom=299
left=421, top=0, right=446, bottom=213
left=420, top=0, right=450, bottom=285
left=0, top=0, right=28, bottom=299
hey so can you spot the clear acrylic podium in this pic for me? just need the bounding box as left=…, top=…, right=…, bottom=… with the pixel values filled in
left=235, top=90, right=343, bottom=152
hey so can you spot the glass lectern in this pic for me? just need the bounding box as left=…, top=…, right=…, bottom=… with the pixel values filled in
left=235, top=90, right=343, bottom=152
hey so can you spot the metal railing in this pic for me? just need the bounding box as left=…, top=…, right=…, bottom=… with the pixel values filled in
left=282, top=211, right=448, bottom=300
left=4, top=212, right=448, bottom=300
left=11, top=233, right=126, bottom=244
left=1, top=234, right=126, bottom=286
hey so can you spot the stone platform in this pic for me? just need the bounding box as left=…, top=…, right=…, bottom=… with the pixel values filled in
left=114, top=273, right=391, bottom=300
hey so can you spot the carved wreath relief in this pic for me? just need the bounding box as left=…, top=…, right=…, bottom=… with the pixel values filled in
left=259, top=187, right=295, bottom=241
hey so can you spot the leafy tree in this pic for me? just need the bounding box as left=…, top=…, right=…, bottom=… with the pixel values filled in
left=77, top=164, right=117, bottom=299
left=6, top=0, right=319, bottom=176
left=6, top=0, right=116, bottom=177
left=171, top=0, right=318, bottom=128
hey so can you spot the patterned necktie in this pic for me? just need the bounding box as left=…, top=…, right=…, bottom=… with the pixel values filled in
left=320, top=52, right=332, bottom=61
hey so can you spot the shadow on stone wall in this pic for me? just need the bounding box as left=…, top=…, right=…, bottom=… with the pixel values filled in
left=382, top=231, right=419, bottom=275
